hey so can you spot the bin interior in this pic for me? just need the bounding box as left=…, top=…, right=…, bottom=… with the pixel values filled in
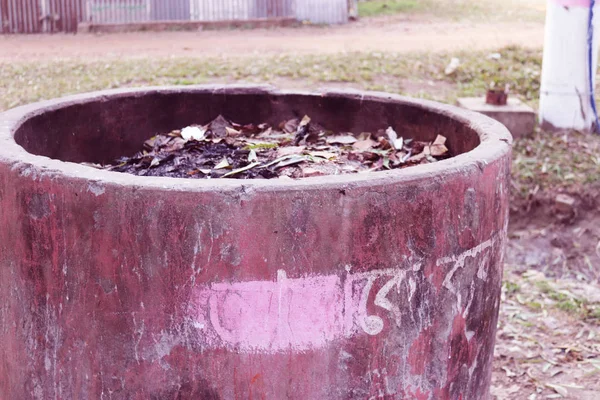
left=14, top=91, right=481, bottom=166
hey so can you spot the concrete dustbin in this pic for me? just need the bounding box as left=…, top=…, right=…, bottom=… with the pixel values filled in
left=0, top=86, right=511, bottom=399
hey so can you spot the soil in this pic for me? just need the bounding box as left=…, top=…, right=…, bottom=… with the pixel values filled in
left=0, top=16, right=544, bottom=62
left=94, top=115, right=451, bottom=179
left=508, top=185, right=600, bottom=282
left=492, top=187, right=600, bottom=399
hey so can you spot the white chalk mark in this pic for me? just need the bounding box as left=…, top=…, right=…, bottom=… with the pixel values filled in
left=194, top=234, right=499, bottom=353
left=438, top=238, right=494, bottom=293
left=374, top=271, right=405, bottom=329
left=359, top=276, right=385, bottom=335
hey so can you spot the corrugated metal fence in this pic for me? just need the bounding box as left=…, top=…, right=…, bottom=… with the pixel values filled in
left=0, top=0, right=350, bottom=33
left=0, top=0, right=85, bottom=33
left=296, top=0, right=347, bottom=24
left=190, top=0, right=293, bottom=22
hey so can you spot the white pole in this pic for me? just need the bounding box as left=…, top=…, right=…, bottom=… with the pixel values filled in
left=540, top=0, right=600, bottom=132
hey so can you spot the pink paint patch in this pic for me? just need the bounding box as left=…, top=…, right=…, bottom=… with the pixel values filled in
left=194, top=268, right=409, bottom=353
left=552, top=0, right=591, bottom=7
left=207, top=272, right=344, bottom=352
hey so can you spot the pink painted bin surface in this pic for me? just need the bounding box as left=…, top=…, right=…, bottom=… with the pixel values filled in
left=0, top=86, right=512, bottom=399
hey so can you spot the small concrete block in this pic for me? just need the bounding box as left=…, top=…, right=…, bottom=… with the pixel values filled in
left=457, top=97, right=536, bottom=139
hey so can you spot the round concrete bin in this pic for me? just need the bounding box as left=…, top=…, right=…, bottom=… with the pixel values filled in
left=0, top=86, right=511, bottom=399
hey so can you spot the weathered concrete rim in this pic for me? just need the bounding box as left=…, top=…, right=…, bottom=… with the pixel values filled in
left=0, top=85, right=512, bottom=193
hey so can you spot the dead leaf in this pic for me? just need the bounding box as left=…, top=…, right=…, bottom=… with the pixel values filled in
left=327, top=135, right=357, bottom=145
left=299, top=115, right=311, bottom=127
left=256, top=127, right=274, bottom=138
left=294, top=115, right=312, bottom=145
left=546, top=383, right=568, bottom=397
left=507, top=385, right=520, bottom=394
left=209, top=115, right=232, bottom=138
left=225, top=126, right=241, bottom=137
left=302, top=167, right=325, bottom=177
left=248, top=149, right=258, bottom=163
left=282, top=118, right=299, bottom=133
left=400, top=151, right=412, bottom=163
left=308, top=151, right=337, bottom=159
left=260, top=155, right=291, bottom=169
left=430, top=135, right=449, bottom=156
left=222, top=162, right=261, bottom=178
left=378, top=137, right=392, bottom=150
left=430, top=144, right=449, bottom=157
left=408, top=152, right=427, bottom=163
left=214, top=157, right=231, bottom=170
left=274, top=155, right=306, bottom=169
left=386, top=127, right=404, bottom=150
left=164, top=137, right=186, bottom=152
left=383, top=157, right=391, bottom=169
left=353, top=138, right=377, bottom=151
left=433, top=134, right=447, bottom=146
left=277, top=146, right=306, bottom=157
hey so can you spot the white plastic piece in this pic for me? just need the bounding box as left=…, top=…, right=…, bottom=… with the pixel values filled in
left=181, top=126, right=206, bottom=141
left=445, top=58, right=461, bottom=76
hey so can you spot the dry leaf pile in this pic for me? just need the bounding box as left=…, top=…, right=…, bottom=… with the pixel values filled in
left=90, top=115, right=451, bottom=179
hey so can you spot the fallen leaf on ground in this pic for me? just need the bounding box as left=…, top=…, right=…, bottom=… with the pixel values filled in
left=327, top=135, right=357, bottom=145
left=353, top=138, right=377, bottom=151
left=277, top=146, right=306, bottom=157
left=222, top=162, right=261, bottom=178
left=214, top=157, right=231, bottom=170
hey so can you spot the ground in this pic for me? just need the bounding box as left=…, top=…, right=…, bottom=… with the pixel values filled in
left=0, top=12, right=545, bottom=61
left=0, top=18, right=544, bottom=61
left=1, top=1, right=599, bottom=398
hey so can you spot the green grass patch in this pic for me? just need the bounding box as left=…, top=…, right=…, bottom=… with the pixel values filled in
left=503, top=281, right=521, bottom=295
left=356, top=0, right=545, bottom=22
left=534, top=280, right=600, bottom=324
left=358, top=0, right=422, bottom=17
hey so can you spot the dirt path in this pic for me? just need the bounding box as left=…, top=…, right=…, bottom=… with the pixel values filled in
left=0, top=16, right=544, bottom=61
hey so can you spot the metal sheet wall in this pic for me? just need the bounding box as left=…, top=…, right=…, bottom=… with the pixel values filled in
left=295, top=0, right=348, bottom=24
left=190, top=0, right=293, bottom=21
left=0, top=0, right=85, bottom=33
left=0, top=0, right=348, bottom=34
left=88, top=0, right=150, bottom=24
left=1, top=0, right=41, bottom=33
